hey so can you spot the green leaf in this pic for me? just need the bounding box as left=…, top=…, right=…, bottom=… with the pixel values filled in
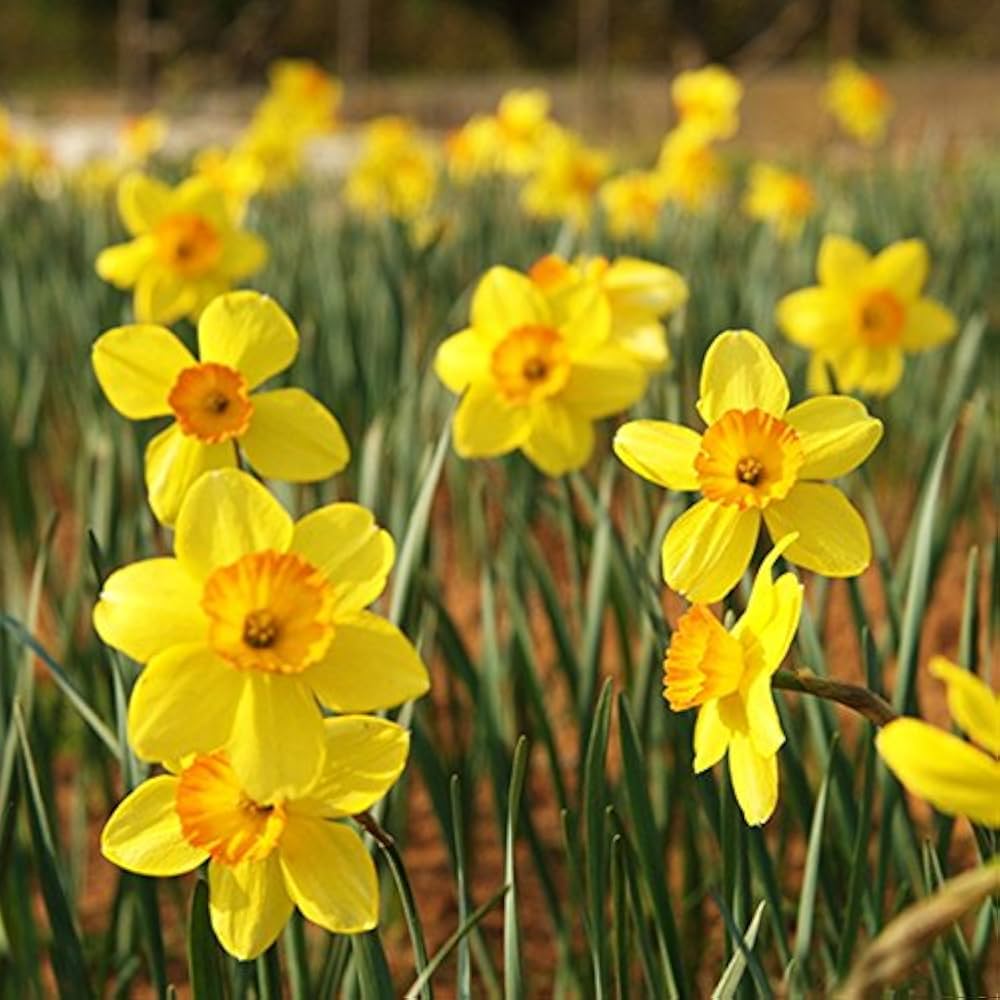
left=711, top=901, right=767, bottom=1000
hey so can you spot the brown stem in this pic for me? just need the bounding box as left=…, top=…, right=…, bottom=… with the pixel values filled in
left=353, top=810, right=396, bottom=849
left=773, top=667, right=898, bottom=727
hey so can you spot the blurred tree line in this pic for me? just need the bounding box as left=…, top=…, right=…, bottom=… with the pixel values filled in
left=0, top=0, right=997, bottom=89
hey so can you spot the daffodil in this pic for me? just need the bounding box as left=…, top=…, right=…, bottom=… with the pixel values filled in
left=671, top=65, right=742, bottom=141
left=529, top=253, right=688, bottom=371
left=119, top=112, right=168, bottom=164
left=824, top=61, right=893, bottom=145
left=96, top=172, right=267, bottom=324
left=445, top=114, right=502, bottom=182
left=101, top=715, right=409, bottom=959
left=664, top=536, right=802, bottom=825
left=92, top=290, right=349, bottom=525
left=656, top=126, right=727, bottom=212
left=599, top=169, right=668, bottom=241
left=94, top=468, right=429, bottom=799
left=877, top=657, right=999, bottom=828
left=0, top=107, right=15, bottom=183
left=742, top=163, right=816, bottom=240
left=520, top=129, right=610, bottom=228
left=192, top=146, right=265, bottom=220
left=614, top=329, right=882, bottom=602
left=345, top=116, right=438, bottom=222
left=264, top=59, right=342, bottom=135
left=776, top=234, right=957, bottom=396
left=434, top=266, right=647, bottom=476
left=493, top=88, right=557, bottom=176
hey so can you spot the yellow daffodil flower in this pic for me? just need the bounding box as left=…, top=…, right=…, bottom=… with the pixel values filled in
left=264, top=59, right=342, bottom=135
left=345, top=116, right=438, bottom=222
left=445, top=114, right=502, bottom=182
left=119, top=112, right=168, bottom=164
left=529, top=253, right=688, bottom=371
left=14, top=136, right=61, bottom=198
left=656, top=126, right=727, bottom=212
left=742, top=163, right=816, bottom=241
left=93, top=468, right=430, bottom=799
left=520, top=129, right=610, bottom=228
left=877, top=657, right=999, bottom=828
left=671, top=65, right=743, bottom=141
left=493, top=88, right=557, bottom=176
left=96, top=172, right=267, bottom=324
left=665, top=536, right=802, bottom=825
left=614, top=329, right=882, bottom=602
left=776, top=234, right=957, bottom=396
left=0, top=107, right=15, bottom=183
left=192, top=146, right=265, bottom=220
left=92, top=290, right=349, bottom=525
left=101, top=715, right=409, bottom=958
left=824, top=61, right=893, bottom=145
left=434, top=265, right=648, bottom=475
left=599, top=169, right=668, bottom=241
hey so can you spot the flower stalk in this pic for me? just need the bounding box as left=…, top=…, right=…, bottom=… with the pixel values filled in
left=773, top=666, right=897, bottom=727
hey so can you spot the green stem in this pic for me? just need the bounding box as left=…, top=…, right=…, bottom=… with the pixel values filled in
left=773, top=668, right=898, bottom=728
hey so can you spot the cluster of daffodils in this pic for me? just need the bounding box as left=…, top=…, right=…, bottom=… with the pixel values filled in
left=92, top=291, right=429, bottom=958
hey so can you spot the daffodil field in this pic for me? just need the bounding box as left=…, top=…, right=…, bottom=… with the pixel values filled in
left=0, top=61, right=997, bottom=998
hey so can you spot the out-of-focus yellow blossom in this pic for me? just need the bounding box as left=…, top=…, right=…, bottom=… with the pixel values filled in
left=345, top=116, right=437, bottom=222
left=92, top=291, right=349, bottom=525
left=742, top=163, right=816, bottom=240
left=529, top=253, right=688, bottom=371
left=193, top=146, right=265, bottom=220
left=877, top=657, right=999, bottom=828
left=434, top=265, right=648, bottom=475
left=656, top=126, right=726, bottom=212
left=825, top=61, right=893, bottom=145
left=0, top=108, right=16, bottom=182
left=614, top=329, right=882, bottom=602
left=444, top=114, right=501, bottom=182
left=93, top=468, right=429, bottom=798
left=234, top=112, right=306, bottom=192
left=776, top=234, right=957, bottom=396
left=119, top=112, right=168, bottom=164
left=72, top=156, right=123, bottom=201
left=263, top=59, right=342, bottom=135
left=14, top=136, right=61, bottom=198
left=96, top=172, right=267, bottom=323
left=493, top=88, right=557, bottom=175
left=665, top=535, right=802, bottom=825
left=102, top=715, right=409, bottom=958
left=599, top=170, right=668, bottom=241
left=671, top=65, right=742, bottom=141
left=520, top=130, right=610, bottom=228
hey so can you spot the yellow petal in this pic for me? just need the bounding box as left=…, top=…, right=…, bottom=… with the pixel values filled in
left=552, top=282, right=612, bottom=356
left=290, top=505, right=394, bottom=616
left=127, top=644, right=242, bottom=763
left=602, top=257, right=689, bottom=315
left=118, top=172, right=172, bottom=234
left=876, top=719, right=1000, bottom=828
left=209, top=856, right=293, bottom=960
left=95, top=239, right=155, bottom=287
left=92, top=325, right=195, bottom=419
left=728, top=730, right=779, bottom=825
left=174, top=468, right=294, bottom=581
left=241, top=388, right=350, bottom=482
left=696, top=330, right=790, bottom=425
left=434, top=329, right=491, bottom=393
left=307, top=612, right=429, bottom=712
left=229, top=673, right=326, bottom=801
left=93, top=557, right=206, bottom=662
left=453, top=383, right=531, bottom=459
left=521, top=402, right=595, bottom=476
left=929, top=656, right=1000, bottom=756
left=279, top=818, right=377, bottom=933
left=145, top=423, right=237, bottom=528
left=295, top=717, right=410, bottom=817
left=613, top=419, right=700, bottom=490
left=817, top=234, right=870, bottom=290
left=783, top=396, right=883, bottom=479
left=763, top=482, right=870, bottom=577
left=560, top=345, right=648, bottom=418
left=901, top=298, right=958, bottom=352
left=775, top=287, right=851, bottom=349
left=134, top=267, right=197, bottom=325
left=219, top=231, right=268, bottom=278
left=470, top=266, right=550, bottom=343
left=100, top=775, right=206, bottom=876
left=173, top=177, right=232, bottom=231
left=869, top=238, right=928, bottom=300
left=744, top=674, right=785, bottom=759
left=197, top=291, right=299, bottom=390
left=662, top=500, right=760, bottom=603
left=693, top=700, right=730, bottom=772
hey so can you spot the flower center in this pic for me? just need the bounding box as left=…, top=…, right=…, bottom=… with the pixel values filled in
left=857, top=289, right=905, bottom=347
left=175, top=752, right=287, bottom=865
left=695, top=408, right=804, bottom=510
left=201, top=550, right=336, bottom=674
left=168, top=362, right=254, bottom=443
left=663, top=605, right=745, bottom=711
left=154, top=212, right=223, bottom=277
left=490, top=324, right=571, bottom=405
